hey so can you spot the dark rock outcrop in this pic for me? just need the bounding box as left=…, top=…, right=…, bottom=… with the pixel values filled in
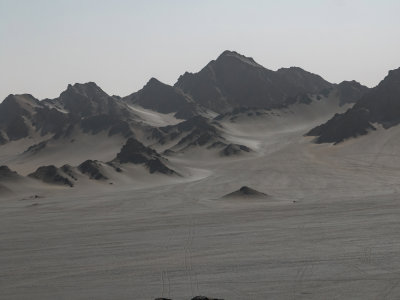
left=55, top=82, right=128, bottom=118
left=60, top=164, right=78, bottom=181
left=123, top=77, right=199, bottom=119
left=0, top=82, right=137, bottom=146
left=156, top=116, right=225, bottom=149
left=307, top=108, right=376, bottom=144
left=220, top=144, right=251, bottom=156
left=28, top=165, right=74, bottom=187
left=23, top=141, right=47, bottom=154
left=307, top=67, right=400, bottom=144
left=0, top=165, right=20, bottom=180
left=334, top=80, right=369, bottom=105
left=78, top=160, right=108, bottom=180
left=114, top=138, right=176, bottom=175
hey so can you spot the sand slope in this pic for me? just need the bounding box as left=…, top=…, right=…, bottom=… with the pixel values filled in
left=2, top=97, right=400, bottom=299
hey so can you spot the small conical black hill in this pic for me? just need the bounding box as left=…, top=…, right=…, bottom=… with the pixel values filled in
left=223, top=186, right=268, bottom=198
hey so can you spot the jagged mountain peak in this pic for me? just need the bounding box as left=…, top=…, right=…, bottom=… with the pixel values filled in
left=379, top=67, right=400, bottom=86
left=277, top=66, right=319, bottom=77
left=141, top=77, right=171, bottom=91
left=175, top=51, right=333, bottom=113
left=65, top=82, right=108, bottom=99
left=123, top=77, right=198, bottom=119
left=1, top=94, right=40, bottom=112
left=215, top=50, right=263, bottom=68
left=145, top=77, right=163, bottom=86
left=276, top=67, right=331, bottom=90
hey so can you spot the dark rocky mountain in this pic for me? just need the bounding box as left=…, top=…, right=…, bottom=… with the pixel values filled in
left=0, top=82, right=135, bottom=144
left=28, top=165, right=75, bottom=187
left=334, top=80, right=369, bottom=105
left=152, top=115, right=254, bottom=155
left=114, top=137, right=176, bottom=174
left=175, top=50, right=332, bottom=113
left=153, top=115, right=226, bottom=150
left=307, top=67, right=400, bottom=144
left=0, top=94, right=40, bottom=142
left=0, top=83, right=136, bottom=145
left=222, top=186, right=268, bottom=199
left=0, top=165, right=20, bottom=180
left=123, top=78, right=199, bottom=119
left=78, top=160, right=108, bottom=180
left=49, top=82, right=135, bottom=137
left=50, top=82, right=128, bottom=118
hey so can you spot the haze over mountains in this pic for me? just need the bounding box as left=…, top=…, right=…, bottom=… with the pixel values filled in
left=2, top=50, right=400, bottom=299
left=0, top=49, right=397, bottom=195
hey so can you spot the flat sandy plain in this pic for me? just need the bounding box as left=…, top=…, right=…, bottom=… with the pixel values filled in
left=2, top=100, right=400, bottom=299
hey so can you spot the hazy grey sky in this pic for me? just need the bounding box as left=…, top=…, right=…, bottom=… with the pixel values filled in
left=1, top=0, right=399, bottom=100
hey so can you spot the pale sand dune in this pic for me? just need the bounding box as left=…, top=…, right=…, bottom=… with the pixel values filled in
left=2, top=99, right=400, bottom=299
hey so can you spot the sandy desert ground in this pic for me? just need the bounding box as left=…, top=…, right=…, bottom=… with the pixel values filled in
left=2, top=100, right=400, bottom=299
